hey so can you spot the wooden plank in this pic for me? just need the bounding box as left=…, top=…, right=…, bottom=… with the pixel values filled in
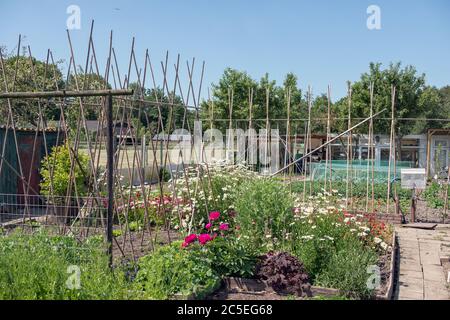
left=402, top=223, right=437, bottom=230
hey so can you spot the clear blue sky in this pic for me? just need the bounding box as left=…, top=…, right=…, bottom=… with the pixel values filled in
left=0, top=0, right=449, bottom=101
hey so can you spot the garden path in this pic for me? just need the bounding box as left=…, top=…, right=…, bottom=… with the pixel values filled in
left=394, top=225, right=450, bottom=300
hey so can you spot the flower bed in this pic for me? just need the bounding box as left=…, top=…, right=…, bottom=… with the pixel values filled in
left=209, top=231, right=397, bottom=300
left=0, top=165, right=399, bottom=300
left=131, top=191, right=396, bottom=299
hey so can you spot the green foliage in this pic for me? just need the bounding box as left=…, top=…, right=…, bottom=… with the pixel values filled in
left=128, top=220, right=143, bottom=232
left=40, top=144, right=90, bottom=199
left=278, top=193, right=391, bottom=299
left=200, top=68, right=305, bottom=133
left=423, top=182, right=448, bottom=209
left=134, top=241, right=220, bottom=299
left=314, top=241, right=378, bottom=299
left=204, top=236, right=258, bottom=278
left=291, top=180, right=410, bottom=202
left=439, top=86, right=450, bottom=129
left=0, top=232, right=133, bottom=300
left=65, top=73, right=111, bottom=132
left=0, top=55, right=64, bottom=126
left=112, top=229, right=123, bottom=237
left=234, top=178, right=294, bottom=250
left=332, top=62, right=449, bottom=135
left=170, top=164, right=256, bottom=232
left=159, top=167, right=171, bottom=183
left=288, top=213, right=348, bottom=279
left=128, top=83, right=192, bottom=134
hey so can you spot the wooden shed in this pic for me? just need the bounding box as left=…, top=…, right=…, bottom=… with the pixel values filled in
left=0, top=126, right=60, bottom=205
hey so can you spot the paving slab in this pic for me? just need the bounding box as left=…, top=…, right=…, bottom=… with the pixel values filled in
left=395, top=225, right=450, bottom=300
left=422, top=265, right=446, bottom=282
left=399, top=261, right=423, bottom=273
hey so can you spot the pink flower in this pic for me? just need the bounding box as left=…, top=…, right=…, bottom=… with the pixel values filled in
left=184, top=234, right=197, bottom=244
left=181, top=241, right=189, bottom=248
left=198, top=233, right=212, bottom=245
left=209, top=211, right=220, bottom=221
left=205, top=223, right=212, bottom=230
left=219, top=223, right=229, bottom=231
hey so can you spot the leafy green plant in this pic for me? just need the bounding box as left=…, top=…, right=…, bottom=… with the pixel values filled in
left=116, top=188, right=170, bottom=228
left=159, top=167, right=171, bottom=183
left=423, top=182, right=447, bottom=209
left=134, top=241, right=220, bottom=299
left=282, top=192, right=392, bottom=299
left=314, top=241, right=378, bottom=299
left=40, top=143, right=90, bottom=200
left=0, top=231, right=134, bottom=300
left=291, top=180, right=410, bottom=202
left=112, top=229, right=123, bottom=237
left=169, top=164, right=256, bottom=232
left=203, top=236, right=258, bottom=278
left=128, top=221, right=143, bottom=232
left=234, top=178, right=294, bottom=250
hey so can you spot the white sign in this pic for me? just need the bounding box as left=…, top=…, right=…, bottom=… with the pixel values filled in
left=401, top=168, right=426, bottom=189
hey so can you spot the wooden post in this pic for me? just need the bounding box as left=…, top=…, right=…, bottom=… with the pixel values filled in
left=386, top=86, right=396, bottom=215
left=106, top=93, right=114, bottom=267
left=410, top=186, right=417, bottom=223
left=345, top=82, right=352, bottom=210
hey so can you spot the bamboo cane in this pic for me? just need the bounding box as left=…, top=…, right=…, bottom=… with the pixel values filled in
left=386, top=86, right=396, bottom=215
left=345, top=82, right=352, bottom=210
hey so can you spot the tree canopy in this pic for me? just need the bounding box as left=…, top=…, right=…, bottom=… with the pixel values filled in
left=1, top=51, right=449, bottom=136
left=200, top=68, right=306, bottom=133
left=204, top=63, right=450, bottom=136
left=0, top=55, right=64, bottom=127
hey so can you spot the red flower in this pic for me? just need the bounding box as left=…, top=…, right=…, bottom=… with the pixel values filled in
left=198, top=233, right=212, bottom=245
left=344, top=212, right=353, bottom=218
left=205, top=223, right=212, bottom=230
left=181, top=241, right=189, bottom=248
left=219, top=223, right=229, bottom=231
left=184, top=234, right=197, bottom=244
left=209, top=211, right=220, bottom=221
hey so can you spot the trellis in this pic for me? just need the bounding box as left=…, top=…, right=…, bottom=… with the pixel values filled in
left=1, top=20, right=449, bottom=266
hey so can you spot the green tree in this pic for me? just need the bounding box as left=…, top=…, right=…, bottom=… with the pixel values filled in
left=128, top=83, right=191, bottom=135
left=438, top=86, right=450, bottom=129
left=65, top=72, right=111, bottom=132
left=333, top=62, right=428, bottom=135
left=201, top=68, right=306, bottom=133
left=0, top=54, right=65, bottom=127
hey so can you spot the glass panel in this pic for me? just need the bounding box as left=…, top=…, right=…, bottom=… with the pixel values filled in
left=434, top=140, right=448, bottom=170
left=435, top=140, right=448, bottom=147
